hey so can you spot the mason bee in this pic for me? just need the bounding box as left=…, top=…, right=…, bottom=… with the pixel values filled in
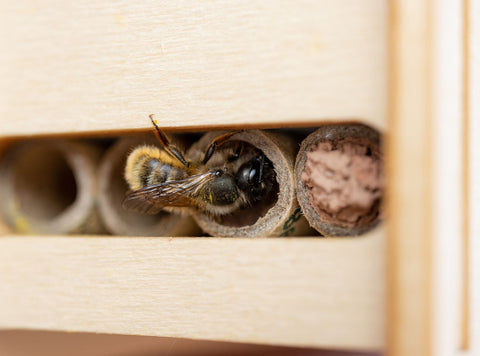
left=122, top=115, right=276, bottom=217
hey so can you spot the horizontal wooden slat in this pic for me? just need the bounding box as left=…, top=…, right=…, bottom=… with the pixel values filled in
left=0, top=1, right=387, bottom=136
left=0, top=228, right=385, bottom=350
left=0, top=330, right=371, bottom=356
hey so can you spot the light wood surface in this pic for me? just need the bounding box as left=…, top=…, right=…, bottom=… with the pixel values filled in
left=0, top=3, right=388, bottom=351
left=431, top=0, right=467, bottom=355
left=427, top=1, right=479, bottom=355
left=467, top=0, right=480, bottom=353
left=0, top=228, right=386, bottom=351
left=387, top=1, right=433, bottom=356
left=461, top=0, right=472, bottom=350
left=0, top=1, right=387, bottom=136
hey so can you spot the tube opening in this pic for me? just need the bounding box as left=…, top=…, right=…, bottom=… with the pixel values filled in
left=298, top=126, right=383, bottom=234
left=206, top=141, right=280, bottom=227
left=13, top=146, right=78, bottom=221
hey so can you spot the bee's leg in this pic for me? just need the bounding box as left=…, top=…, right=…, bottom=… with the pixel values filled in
left=203, top=131, right=242, bottom=164
left=149, top=114, right=190, bottom=167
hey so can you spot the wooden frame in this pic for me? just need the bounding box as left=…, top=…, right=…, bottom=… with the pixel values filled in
left=0, top=231, right=385, bottom=351
left=387, top=1, right=477, bottom=356
left=0, top=1, right=477, bottom=355
left=387, top=1, right=434, bottom=355
left=0, top=1, right=388, bottom=352
left=0, top=1, right=387, bottom=135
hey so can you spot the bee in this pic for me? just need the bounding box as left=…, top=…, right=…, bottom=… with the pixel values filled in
left=122, top=115, right=276, bottom=217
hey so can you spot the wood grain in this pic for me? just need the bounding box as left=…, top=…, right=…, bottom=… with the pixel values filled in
left=468, top=0, right=480, bottom=353
left=387, top=1, right=433, bottom=356
left=0, top=1, right=387, bottom=136
left=0, top=1, right=390, bottom=352
left=461, top=0, right=472, bottom=350
left=0, top=330, right=380, bottom=356
left=431, top=0, right=466, bottom=355
left=0, top=229, right=386, bottom=351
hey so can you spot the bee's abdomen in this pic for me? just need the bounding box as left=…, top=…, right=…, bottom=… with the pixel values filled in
left=147, top=160, right=186, bottom=186
left=138, top=158, right=162, bottom=187
left=125, top=145, right=188, bottom=191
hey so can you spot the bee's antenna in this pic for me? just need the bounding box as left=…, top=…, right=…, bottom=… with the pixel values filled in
left=149, top=114, right=190, bottom=168
left=149, top=114, right=170, bottom=146
left=203, top=130, right=242, bottom=165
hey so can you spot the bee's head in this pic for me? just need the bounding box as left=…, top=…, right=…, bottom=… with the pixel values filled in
left=201, top=170, right=239, bottom=206
left=235, top=154, right=274, bottom=201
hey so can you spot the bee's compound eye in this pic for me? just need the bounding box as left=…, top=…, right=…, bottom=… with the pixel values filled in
left=248, top=163, right=259, bottom=184
left=237, top=159, right=262, bottom=190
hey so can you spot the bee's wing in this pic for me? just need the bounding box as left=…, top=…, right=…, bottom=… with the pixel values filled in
left=122, top=170, right=220, bottom=215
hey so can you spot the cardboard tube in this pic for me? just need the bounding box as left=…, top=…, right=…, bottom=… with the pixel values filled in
left=188, top=130, right=311, bottom=237
left=295, top=124, right=383, bottom=236
left=97, top=136, right=200, bottom=236
left=0, top=140, right=104, bottom=234
left=0, top=139, right=15, bottom=234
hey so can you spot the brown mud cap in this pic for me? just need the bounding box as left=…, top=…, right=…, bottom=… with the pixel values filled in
left=295, top=124, right=384, bottom=237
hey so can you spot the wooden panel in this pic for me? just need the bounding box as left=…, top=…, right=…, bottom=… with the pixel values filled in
left=0, top=1, right=387, bottom=136
left=468, top=0, right=480, bottom=353
left=431, top=0, right=465, bottom=355
left=461, top=0, right=472, bottom=351
left=387, top=1, right=433, bottom=356
left=0, top=330, right=378, bottom=356
left=0, top=1, right=388, bottom=353
left=0, top=229, right=386, bottom=351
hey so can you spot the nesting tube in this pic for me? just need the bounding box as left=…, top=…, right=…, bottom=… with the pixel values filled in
left=97, top=135, right=200, bottom=236
left=187, top=130, right=311, bottom=237
left=295, top=123, right=383, bottom=236
left=0, top=141, right=13, bottom=234
left=0, top=140, right=104, bottom=234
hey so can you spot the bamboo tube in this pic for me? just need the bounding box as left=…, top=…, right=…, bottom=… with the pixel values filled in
left=97, top=135, right=200, bottom=236
left=187, top=130, right=311, bottom=237
left=0, top=140, right=104, bottom=234
left=295, top=124, right=383, bottom=236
